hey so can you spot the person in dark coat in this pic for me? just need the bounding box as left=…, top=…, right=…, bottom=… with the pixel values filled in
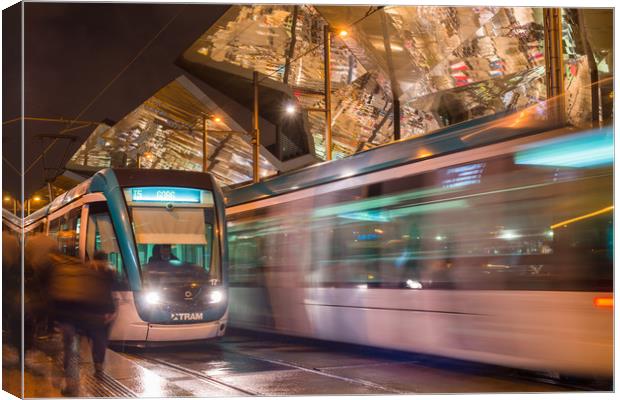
left=49, top=249, right=117, bottom=396
left=23, top=234, right=56, bottom=370
left=2, top=232, right=21, bottom=366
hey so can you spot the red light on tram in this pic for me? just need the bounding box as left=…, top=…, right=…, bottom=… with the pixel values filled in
left=594, top=297, right=613, bottom=308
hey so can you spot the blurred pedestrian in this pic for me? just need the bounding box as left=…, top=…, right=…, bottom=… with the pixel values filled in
left=49, top=248, right=117, bottom=396
left=2, top=231, right=21, bottom=366
left=23, top=234, right=56, bottom=371
left=87, top=251, right=118, bottom=375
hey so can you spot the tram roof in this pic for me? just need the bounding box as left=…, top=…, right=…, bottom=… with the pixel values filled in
left=225, top=110, right=567, bottom=207
left=24, top=168, right=218, bottom=225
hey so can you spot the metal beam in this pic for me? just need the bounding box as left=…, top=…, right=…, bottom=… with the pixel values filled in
left=543, top=8, right=566, bottom=125
left=283, top=5, right=299, bottom=85
left=202, top=115, right=209, bottom=172
left=253, top=70, right=260, bottom=182
left=576, top=9, right=600, bottom=126
left=380, top=11, right=401, bottom=141
left=323, top=25, right=333, bottom=161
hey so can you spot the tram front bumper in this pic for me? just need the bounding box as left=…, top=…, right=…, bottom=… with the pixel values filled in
left=145, top=319, right=227, bottom=342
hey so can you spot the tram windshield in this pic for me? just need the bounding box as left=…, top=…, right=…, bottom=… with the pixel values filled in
left=124, top=187, right=221, bottom=285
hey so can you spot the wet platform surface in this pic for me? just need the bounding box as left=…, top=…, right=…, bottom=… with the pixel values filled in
left=122, top=331, right=577, bottom=396
left=3, top=329, right=608, bottom=398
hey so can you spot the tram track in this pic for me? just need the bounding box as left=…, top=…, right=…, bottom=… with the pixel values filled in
left=216, top=346, right=407, bottom=394
left=122, top=332, right=611, bottom=395
left=129, top=354, right=259, bottom=396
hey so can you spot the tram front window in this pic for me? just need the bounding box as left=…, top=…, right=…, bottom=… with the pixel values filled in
left=130, top=206, right=220, bottom=285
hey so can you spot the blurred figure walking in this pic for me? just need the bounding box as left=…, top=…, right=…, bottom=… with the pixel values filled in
left=2, top=231, right=21, bottom=367
left=23, top=234, right=56, bottom=371
left=48, top=246, right=117, bottom=396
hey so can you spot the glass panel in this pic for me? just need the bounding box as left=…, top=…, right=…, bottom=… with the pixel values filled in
left=54, top=208, right=80, bottom=257
left=130, top=206, right=220, bottom=286
left=86, top=204, right=128, bottom=288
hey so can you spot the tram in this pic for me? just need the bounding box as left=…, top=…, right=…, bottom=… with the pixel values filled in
left=226, top=119, right=613, bottom=377
left=23, top=169, right=229, bottom=344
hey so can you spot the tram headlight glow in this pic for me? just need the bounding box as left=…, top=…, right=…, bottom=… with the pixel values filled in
left=209, top=290, right=224, bottom=304
left=145, top=291, right=161, bottom=305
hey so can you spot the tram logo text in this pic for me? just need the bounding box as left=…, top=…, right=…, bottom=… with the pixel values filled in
left=170, top=312, right=204, bottom=321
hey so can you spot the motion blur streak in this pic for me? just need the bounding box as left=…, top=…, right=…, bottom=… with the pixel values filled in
left=226, top=124, right=613, bottom=378
left=550, top=206, right=613, bottom=229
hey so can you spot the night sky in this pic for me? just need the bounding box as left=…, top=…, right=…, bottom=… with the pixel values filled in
left=3, top=2, right=229, bottom=198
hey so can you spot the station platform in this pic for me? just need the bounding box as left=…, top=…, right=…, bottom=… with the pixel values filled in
left=2, top=333, right=201, bottom=398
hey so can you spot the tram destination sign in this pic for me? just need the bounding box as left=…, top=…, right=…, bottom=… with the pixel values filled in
left=131, top=187, right=202, bottom=203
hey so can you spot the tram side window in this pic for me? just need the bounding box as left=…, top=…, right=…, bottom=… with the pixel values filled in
left=48, top=218, right=60, bottom=243
left=229, top=235, right=262, bottom=285
left=49, top=209, right=80, bottom=257
left=86, top=203, right=129, bottom=290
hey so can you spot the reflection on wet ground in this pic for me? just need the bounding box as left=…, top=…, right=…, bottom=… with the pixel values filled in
left=4, top=329, right=608, bottom=397
left=124, top=329, right=581, bottom=396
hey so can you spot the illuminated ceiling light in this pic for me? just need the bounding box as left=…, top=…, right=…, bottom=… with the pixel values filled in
left=435, top=235, right=444, bottom=241
left=213, top=116, right=222, bottom=123
left=338, top=30, right=348, bottom=38
left=33, top=196, right=42, bottom=202
left=3, top=196, right=10, bottom=202
left=285, top=104, right=296, bottom=114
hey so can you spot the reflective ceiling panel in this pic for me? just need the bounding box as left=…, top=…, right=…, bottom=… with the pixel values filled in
left=182, top=4, right=396, bottom=160
left=319, top=6, right=547, bottom=143
left=68, top=78, right=278, bottom=186
left=184, top=5, right=549, bottom=158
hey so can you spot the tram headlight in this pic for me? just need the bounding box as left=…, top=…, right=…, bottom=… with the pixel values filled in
left=145, top=291, right=161, bottom=305
left=209, top=290, right=224, bottom=304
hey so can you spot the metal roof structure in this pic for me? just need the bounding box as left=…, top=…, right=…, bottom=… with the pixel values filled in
left=5, top=3, right=612, bottom=207
left=68, top=76, right=279, bottom=186
left=179, top=5, right=549, bottom=159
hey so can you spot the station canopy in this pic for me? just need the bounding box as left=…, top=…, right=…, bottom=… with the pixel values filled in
left=180, top=5, right=547, bottom=159
left=67, top=5, right=609, bottom=190
left=68, top=77, right=278, bottom=186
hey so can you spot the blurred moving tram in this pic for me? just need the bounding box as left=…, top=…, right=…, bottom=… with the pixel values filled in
left=226, top=113, right=613, bottom=377
left=20, top=169, right=229, bottom=344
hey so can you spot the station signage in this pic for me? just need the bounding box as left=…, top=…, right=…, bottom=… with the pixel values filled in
left=131, top=187, right=202, bottom=203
